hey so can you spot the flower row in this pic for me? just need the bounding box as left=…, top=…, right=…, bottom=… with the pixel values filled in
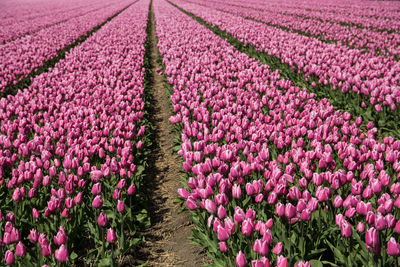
left=187, top=0, right=400, bottom=57
left=171, top=0, right=400, bottom=113
left=0, top=0, right=118, bottom=44
left=155, top=0, right=400, bottom=265
left=0, top=0, right=133, bottom=92
left=0, top=0, right=150, bottom=265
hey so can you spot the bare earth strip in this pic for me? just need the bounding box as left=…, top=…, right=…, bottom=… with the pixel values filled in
left=128, top=4, right=212, bottom=267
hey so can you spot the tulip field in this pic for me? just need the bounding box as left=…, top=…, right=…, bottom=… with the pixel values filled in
left=1, top=0, right=400, bottom=266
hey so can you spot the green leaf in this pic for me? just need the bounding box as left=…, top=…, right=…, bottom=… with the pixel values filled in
left=310, top=259, right=324, bottom=267
left=70, top=252, right=78, bottom=260
left=98, top=258, right=112, bottom=267
left=324, top=239, right=345, bottom=263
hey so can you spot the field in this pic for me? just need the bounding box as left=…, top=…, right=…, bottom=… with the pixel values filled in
left=1, top=0, right=400, bottom=266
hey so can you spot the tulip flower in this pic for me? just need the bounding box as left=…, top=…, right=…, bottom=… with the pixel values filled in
left=117, top=200, right=126, bottom=213
left=106, top=228, right=117, bottom=243
left=273, top=242, right=283, bottom=255
left=219, top=241, right=227, bottom=252
left=92, top=195, right=103, bottom=209
left=4, top=250, right=15, bottom=265
left=236, top=251, right=247, bottom=267
left=98, top=213, right=108, bottom=227
left=55, top=244, right=69, bottom=262
left=277, top=255, right=288, bottom=267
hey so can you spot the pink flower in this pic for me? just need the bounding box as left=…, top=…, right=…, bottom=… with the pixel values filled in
left=241, top=218, right=254, bottom=237
left=106, top=228, right=117, bottom=243
left=356, top=222, right=365, bottom=233
left=53, top=227, right=68, bottom=245
left=91, top=183, right=102, bottom=195
left=92, top=195, right=103, bottom=209
left=117, top=200, right=126, bottom=213
left=387, top=237, right=400, bottom=257
left=219, top=241, right=227, bottom=252
left=273, top=242, right=283, bottom=255
left=127, top=184, right=136, bottom=195
left=30, top=229, right=38, bottom=243
left=204, top=199, right=217, bottom=213
left=341, top=220, right=353, bottom=238
left=4, top=250, right=15, bottom=265
left=16, top=242, right=26, bottom=257
left=232, top=184, right=242, bottom=199
left=186, top=197, right=198, bottom=210
left=98, top=212, right=108, bottom=227
left=285, top=203, right=296, bottom=219
left=217, top=226, right=229, bottom=241
left=55, top=244, right=69, bottom=262
left=236, top=251, right=247, bottom=267
left=277, top=255, right=288, bottom=267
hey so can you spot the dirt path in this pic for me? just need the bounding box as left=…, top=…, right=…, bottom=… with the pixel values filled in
left=129, top=4, right=211, bottom=266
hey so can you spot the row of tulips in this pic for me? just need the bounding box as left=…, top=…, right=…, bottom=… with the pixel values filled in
left=172, top=0, right=400, bottom=112
left=261, top=0, right=400, bottom=33
left=185, top=0, right=400, bottom=58
left=234, top=0, right=400, bottom=32
left=0, top=0, right=152, bottom=265
left=155, top=0, right=400, bottom=265
left=170, top=0, right=400, bottom=139
left=0, top=0, right=119, bottom=44
left=0, top=0, right=134, bottom=93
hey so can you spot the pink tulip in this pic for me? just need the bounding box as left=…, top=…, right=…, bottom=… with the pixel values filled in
left=387, top=237, right=400, bottom=257
left=16, top=242, right=26, bottom=257
left=341, top=220, right=353, bottom=238
left=217, top=226, right=229, bottom=241
left=356, top=222, right=365, bottom=233
left=4, top=250, right=15, bottom=265
left=241, top=218, right=254, bottom=237
left=205, top=199, right=217, bottom=213
left=117, top=200, right=126, bottom=213
left=55, top=244, right=69, bottom=262
left=277, top=255, right=288, bottom=267
left=92, top=195, right=103, bottom=209
left=236, top=251, right=247, bottom=267
left=98, top=213, right=108, bottom=227
left=186, top=197, right=198, bottom=210
left=30, top=229, right=38, bottom=243
left=232, top=184, right=242, bottom=199
left=106, top=228, right=117, bottom=243
left=219, top=241, right=227, bottom=252
left=127, top=184, right=136, bottom=195
left=273, top=242, right=283, bottom=255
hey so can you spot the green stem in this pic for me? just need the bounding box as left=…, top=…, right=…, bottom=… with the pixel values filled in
left=110, top=247, right=115, bottom=267
left=120, top=213, right=125, bottom=251
left=101, top=227, right=105, bottom=259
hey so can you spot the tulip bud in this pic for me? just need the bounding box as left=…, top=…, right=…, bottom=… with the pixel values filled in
left=387, top=237, right=400, bottom=257
left=219, top=241, right=227, bottom=252
left=217, top=225, right=229, bottom=241
left=127, top=184, right=136, bottom=195
left=92, top=195, right=103, bottom=209
left=98, top=213, right=108, bottom=227
left=106, top=228, right=117, bottom=243
left=55, top=244, right=69, bottom=262
left=16, top=242, right=26, bottom=257
left=356, top=222, right=365, bottom=233
left=204, top=199, right=217, bottom=213
left=117, top=200, right=125, bottom=213
left=273, top=242, right=283, bottom=255
left=30, top=229, right=38, bottom=243
left=241, top=218, right=254, bottom=237
left=236, top=251, right=247, bottom=267
left=277, top=255, right=288, bottom=267
left=4, top=250, right=15, bottom=265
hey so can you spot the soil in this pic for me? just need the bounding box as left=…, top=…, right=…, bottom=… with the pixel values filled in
left=124, top=5, right=212, bottom=267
